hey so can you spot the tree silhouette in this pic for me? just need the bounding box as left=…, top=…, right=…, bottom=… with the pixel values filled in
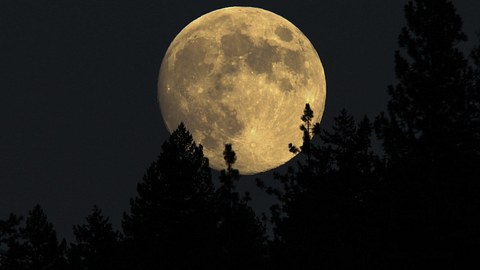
left=68, top=205, right=120, bottom=270
left=261, top=105, right=381, bottom=269
left=318, top=111, right=384, bottom=266
left=216, top=144, right=266, bottom=270
left=0, top=214, right=23, bottom=270
left=376, top=0, right=474, bottom=162
left=21, top=205, right=67, bottom=270
left=288, top=103, right=319, bottom=169
left=265, top=104, right=323, bottom=269
left=121, top=122, right=217, bottom=269
left=471, top=34, right=480, bottom=141
left=0, top=205, right=67, bottom=270
left=320, top=111, right=381, bottom=205
left=218, top=144, right=240, bottom=209
left=374, top=0, right=480, bottom=267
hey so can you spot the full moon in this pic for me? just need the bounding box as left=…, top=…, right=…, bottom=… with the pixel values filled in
left=158, top=7, right=326, bottom=174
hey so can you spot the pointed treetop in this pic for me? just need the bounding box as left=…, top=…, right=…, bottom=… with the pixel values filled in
left=223, top=144, right=236, bottom=168
left=301, top=103, right=314, bottom=123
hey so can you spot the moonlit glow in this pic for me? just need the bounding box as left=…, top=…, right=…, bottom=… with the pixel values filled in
left=158, top=7, right=326, bottom=174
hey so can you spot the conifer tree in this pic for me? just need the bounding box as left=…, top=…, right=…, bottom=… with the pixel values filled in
left=264, top=106, right=381, bottom=269
left=470, top=35, right=480, bottom=145
left=0, top=205, right=68, bottom=270
left=121, top=122, right=216, bottom=269
left=216, top=144, right=266, bottom=270
left=375, top=0, right=474, bottom=162
left=0, top=214, right=23, bottom=270
left=69, top=206, right=120, bottom=270
left=20, top=205, right=67, bottom=270
left=374, top=0, right=480, bottom=266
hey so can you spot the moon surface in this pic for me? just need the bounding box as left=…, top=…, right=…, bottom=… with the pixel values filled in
left=158, top=7, right=326, bottom=175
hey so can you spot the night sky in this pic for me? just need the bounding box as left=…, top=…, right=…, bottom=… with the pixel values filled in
left=1, top=0, right=479, bottom=240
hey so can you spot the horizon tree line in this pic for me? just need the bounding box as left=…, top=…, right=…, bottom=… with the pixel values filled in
left=2, top=0, right=480, bottom=268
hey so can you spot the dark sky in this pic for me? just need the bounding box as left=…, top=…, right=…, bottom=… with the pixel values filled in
left=1, top=0, right=479, bottom=241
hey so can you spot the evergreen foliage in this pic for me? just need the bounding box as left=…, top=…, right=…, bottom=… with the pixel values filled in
left=121, top=122, right=217, bottom=269
left=68, top=206, right=120, bottom=270
left=0, top=205, right=67, bottom=270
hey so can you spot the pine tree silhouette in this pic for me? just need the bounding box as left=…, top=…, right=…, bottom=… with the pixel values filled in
left=121, top=122, right=216, bottom=269
left=68, top=205, right=120, bottom=270
left=0, top=205, right=67, bottom=270
left=0, top=214, right=23, bottom=270
left=261, top=106, right=381, bottom=269
left=21, top=205, right=67, bottom=270
left=288, top=103, right=318, bottom=169
left=471, top=35, right=480, bottom=141
left=216, top=144, right=266, bottom=270
left=374, top=0, right=480, bottom=267
left=376, top=0, right=474, bottom=163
